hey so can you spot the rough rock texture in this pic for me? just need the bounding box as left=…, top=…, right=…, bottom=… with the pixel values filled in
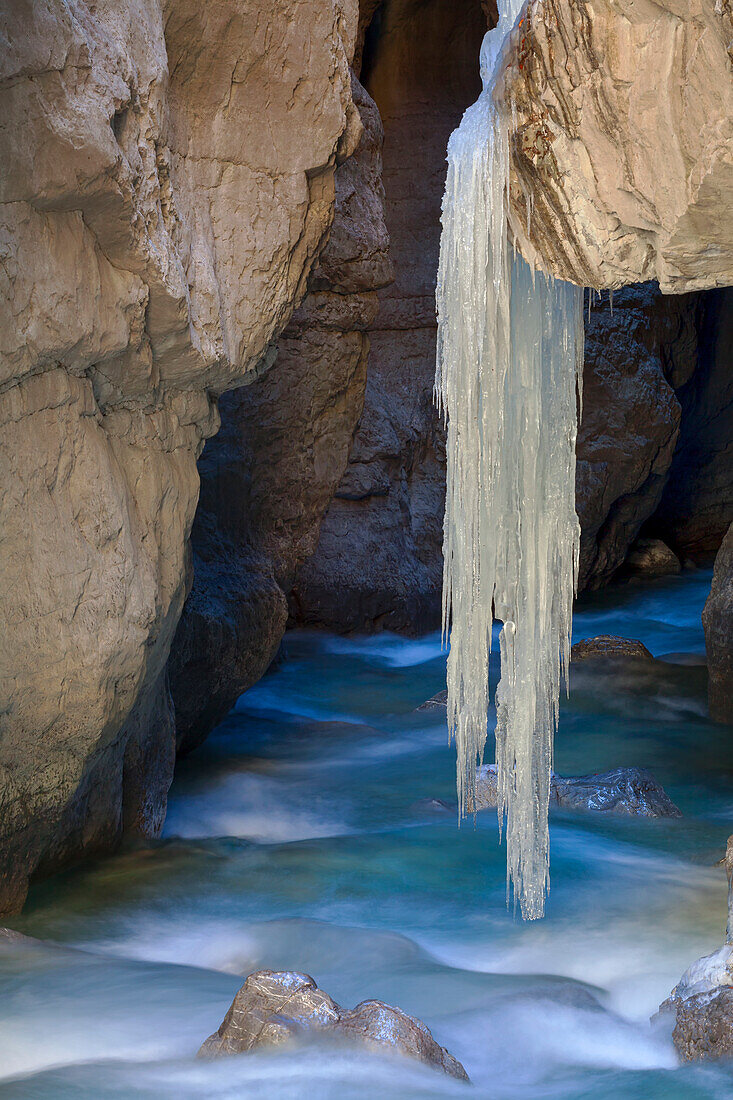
left=652, top=289, right=733, bottom=560
left=672, top=990, right=733, bottom=1062
left=570, top=636, right=654, bottom=662
left=703, top=523, right=733, bottom=724
left=169, top=76, right=392, bottom=754
left=662, top=836, right=733, bottom=1060
left=291, top=0, right=489, bottom=632
left=496, top=0, right=733, bottom=291
left=199, top=969, right=468, bottom=1080
left=624, top=538, right=681, bottom=579
left=0, top=0, right=360, bottom=911
left=575, top=284, right=702, bottom=589
left=471, top=765, right=681, bottom=817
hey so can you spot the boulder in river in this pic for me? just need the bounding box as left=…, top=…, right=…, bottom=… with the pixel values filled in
left=660, top=835, right=733, bottom=1060
left=471, top=765, right=681, bottom=819
left=199, top=969, right=468, bottom=1080
left=624, top=538, right=682, bottom=579
left=570, top=635, right=654, bottom=662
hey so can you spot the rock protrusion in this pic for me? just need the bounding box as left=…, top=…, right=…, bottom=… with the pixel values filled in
left=496, top=0, right=733, bottom=292
left=199, top=970, right=468, bottom=1080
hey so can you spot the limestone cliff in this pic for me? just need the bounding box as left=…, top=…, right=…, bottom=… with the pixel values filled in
left=494, top=0, right=733, bottom=291
left=0, top=0, right=360, bottom=911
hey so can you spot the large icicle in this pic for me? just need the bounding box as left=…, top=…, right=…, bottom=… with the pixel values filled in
left=435, top=3, right=584, bottom=920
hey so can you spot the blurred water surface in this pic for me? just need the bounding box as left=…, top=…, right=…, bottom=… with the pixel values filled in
left=2, top=570, right=732, bottom=1099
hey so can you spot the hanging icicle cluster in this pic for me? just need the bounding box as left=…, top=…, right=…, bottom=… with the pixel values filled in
left=435, top=2, right=584, bottom=920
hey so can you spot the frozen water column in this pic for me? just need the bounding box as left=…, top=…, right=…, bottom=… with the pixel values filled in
left=435, top=8, right=584, bottom=919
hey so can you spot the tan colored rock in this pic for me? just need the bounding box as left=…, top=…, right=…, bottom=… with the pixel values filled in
left=0, top=0, right=359, bottom=911
left=199, top=969, right=469, bottom=1080
left=495, top=0, right=733, bottom=291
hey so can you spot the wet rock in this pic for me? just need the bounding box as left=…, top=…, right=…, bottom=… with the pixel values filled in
left=571, top=636, right=654, bottom=663
left=624, top=539, right=681, bottom=579
left=415, top=690, right=449, bottom=711
left=661, top=836, right=733, bottom=1060
left=703, top=523, right=733, bottom=725
left=472, top=765, right=681, bottom=818
left=673, top=989, right=733, bottom=1062
left=199, top=969, right=468, bottom=1080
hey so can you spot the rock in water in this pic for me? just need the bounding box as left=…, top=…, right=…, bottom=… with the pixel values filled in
left=661, top=835, right=733, bottom=1060
left=571, top=636, right=654, bottom=662
left=624, top=539, right=682, bottom=579
left=199, top=970, right=468, bottom=1080
left=673, top=990, right=733, bottom=1062
left=472, top=765, right=681, bottom=818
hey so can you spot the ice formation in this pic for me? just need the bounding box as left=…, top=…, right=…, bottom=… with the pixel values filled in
left=435, top=2, right=584, bottom=919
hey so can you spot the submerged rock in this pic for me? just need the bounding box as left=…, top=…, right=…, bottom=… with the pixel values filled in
left=199, top=970, right=468, bottom=1080
left=415, top=690, right=449, bottom=711
left=570, top=636, right=654, bottom=662
left=472, top=765, right=681, bottom=819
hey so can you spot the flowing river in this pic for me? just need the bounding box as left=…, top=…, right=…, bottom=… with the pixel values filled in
left=1, top=570, right=732, bottom=1099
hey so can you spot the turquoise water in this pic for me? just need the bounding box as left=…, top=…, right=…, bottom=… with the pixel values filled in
left=2, top=570, right=733, bottom=1098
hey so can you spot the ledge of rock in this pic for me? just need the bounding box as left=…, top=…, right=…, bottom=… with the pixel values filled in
left=495, top=0, right=733, bottom=291
left=471, top=764, right=681, bottom=817
left=199, top=970, right=468, bottom=1080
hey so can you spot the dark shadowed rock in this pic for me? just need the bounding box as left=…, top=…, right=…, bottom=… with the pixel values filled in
left=624, top=538, right=682, bottom=579
left=703, top=523, right=733, bottom=725
left=575, top=284, right=700, bottom=590
left=168, top=77, right=392, bottom=754
left=644, top=288, right=733, bottom=561
left=415, top=689, right=449, bottom=711
left=290, top=0, right=489, bottom=633
left=472, top=765, right=681, bottom=818
left=571, top=635, right=654, bottom=662
left=199, top=969, right=468, bottom=1080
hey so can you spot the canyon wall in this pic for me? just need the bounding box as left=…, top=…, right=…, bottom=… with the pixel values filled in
left=168, top=76, right=392, bottom=754
left=0, top=0, right=360, bottom=911
left=292, top=0, right=488, bottom=632
left=291, top=0, right=733, bottom=633
left=496, top=0, right=733, bottom=292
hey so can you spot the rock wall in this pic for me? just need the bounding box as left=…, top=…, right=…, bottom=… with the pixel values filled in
left=168, top=75, right=392, bottom=754
left=704, top=524, right=733, bottom=725
left=292, top=0, right=731, bottom=629
left=291, top=0, right=489, bottom=633
left=495, top=0, right=733, bottom=291
left=0, top=0, right=360, bottom=912
left=652, top=289, right=733, bottom=560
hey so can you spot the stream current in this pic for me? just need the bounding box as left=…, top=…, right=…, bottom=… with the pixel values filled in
left=2, top=570, right=732, bottom=1098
